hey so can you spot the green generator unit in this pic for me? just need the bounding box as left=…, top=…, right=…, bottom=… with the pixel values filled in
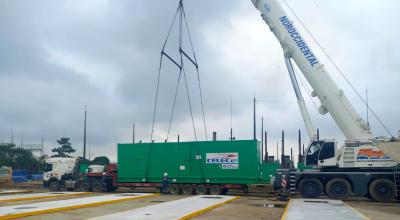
left=118, top=140, right=276, bottom=185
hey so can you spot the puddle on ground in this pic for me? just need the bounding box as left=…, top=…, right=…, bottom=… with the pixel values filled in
left=14, top=207, right=37, bottom=210
left=304, top=200, right=329, bottom=203
left=116, top=194, right=137, bottom=197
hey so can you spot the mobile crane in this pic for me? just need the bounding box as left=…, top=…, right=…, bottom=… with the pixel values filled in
left=251, top=0, right=400, bottom=202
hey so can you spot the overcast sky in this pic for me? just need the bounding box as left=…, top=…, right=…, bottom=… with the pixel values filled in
left=1, top=0, right=399, bottom=162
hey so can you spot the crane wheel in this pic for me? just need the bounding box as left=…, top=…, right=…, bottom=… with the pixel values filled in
left=182, top=184, right=194, bottom=195
left=369, top=179, right=395, bottom=203
left=92, top=180, right=103, bottom=192
left=298, top=178, right=322, bottom=198
left=195, top=184, right=207, bottom=195
left=170, top=184, right=181, bottom=194
left=326, top=178, right=351, bottom=200
left=210, top=185, right=221, bottom=195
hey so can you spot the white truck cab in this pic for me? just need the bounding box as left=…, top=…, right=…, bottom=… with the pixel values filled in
left=43, top=157, right=79, bottom=190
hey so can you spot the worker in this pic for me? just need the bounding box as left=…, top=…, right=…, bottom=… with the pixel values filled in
left=161, top=172, right=169, bottom=194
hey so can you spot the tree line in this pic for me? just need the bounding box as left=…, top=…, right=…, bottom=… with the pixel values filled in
left=0, top=137, right=110, bottom=173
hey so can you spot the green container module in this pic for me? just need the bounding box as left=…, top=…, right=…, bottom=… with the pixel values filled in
left=118, top=140, right=269, bottom=185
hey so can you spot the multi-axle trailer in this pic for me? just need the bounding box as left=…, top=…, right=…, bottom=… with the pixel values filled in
left=44, top=140, right=279, bottom=195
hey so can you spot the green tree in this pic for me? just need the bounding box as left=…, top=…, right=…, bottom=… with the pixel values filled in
left=91, top=156, right=110, bottom=165
left=0, top=144, right=43, bottom=172
left=51, top=137, right=76, bottom=157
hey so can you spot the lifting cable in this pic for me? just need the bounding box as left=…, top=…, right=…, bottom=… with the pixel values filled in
left=282, top=0, right=394, bottom=137
left=151, top=0, right=208, bottom=142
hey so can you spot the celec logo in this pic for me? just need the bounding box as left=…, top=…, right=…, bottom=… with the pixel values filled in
left=206, top=153, right=239, bottom=164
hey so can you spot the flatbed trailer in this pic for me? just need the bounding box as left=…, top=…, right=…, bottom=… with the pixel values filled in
left=81, top=140, right=279, bottom=195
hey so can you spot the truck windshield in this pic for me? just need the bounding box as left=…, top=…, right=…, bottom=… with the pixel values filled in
left=308, top=142, right=321, bottom=155
left=43, top=163, right=53, bottom=172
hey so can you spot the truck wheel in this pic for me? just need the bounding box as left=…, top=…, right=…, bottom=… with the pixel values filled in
left=299, top=178, right=322, bottom=198
left=80, top=181, right=91, bottom=192
left=369, top=179, right=395, bottom=203
left=182, top=184, right=194, bottom=195
left=326, top=178, right=351, bottom=200
left=170, top=184, right=181, bottom=194
left=210, top=185, right=221, bottom=195
left=195, top=184, right=207, bottom=195
left=92, top=180, right=103, bottom=192
left=49, top=181, right=59, bottom=192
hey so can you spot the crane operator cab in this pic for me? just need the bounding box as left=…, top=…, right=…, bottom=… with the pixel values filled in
left=305, top=140, right=337, bottom=167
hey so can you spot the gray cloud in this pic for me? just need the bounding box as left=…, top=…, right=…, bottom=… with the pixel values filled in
left=0, top=0, right=399, bottom=162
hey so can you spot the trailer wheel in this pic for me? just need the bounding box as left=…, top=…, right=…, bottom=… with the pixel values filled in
left=195, top=184, right=207, bottom=195
left=210, top=185, right=221, bottom=195
left=49, top=181, right=59, bottom=192
left=80, top=181, right=91, bottom=192
left=326, top=178, right=351, bottom=200
left=369, top=179, right=395, bottom=203
left=299, top=178, right=322, bottom=198
left=182, top=184, right=194, bottom=195
left=92, top=180, right=103, bottom=192
left=170, top=184, right=181, bottom=194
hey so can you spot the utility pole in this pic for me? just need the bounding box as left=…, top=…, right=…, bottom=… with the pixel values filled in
left=290, top=147, right=293, bottom=168
left=132, top=121, right=135, bottom=144
left=83, top=105, right=87, bottom=159
left=366, top=85, right=370, bottom=129
left=261, top=117, right=264, bottom=162
left=41, top=137, right=44, bottom=157
left=230, top=98, right=233, bottom=141
left=281, top=130, right=285, bottom=168
left=264, top=131, right=268, bottom=162
left=253, top=96, right=256, bottom=140
left=276, top=140, right=278, bottom=163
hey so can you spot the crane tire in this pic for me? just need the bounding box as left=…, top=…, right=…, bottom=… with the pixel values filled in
left=326, top=178, right=351, bottom=200
left=299, top=178, right=322, bottom=198
left=369, top=179, right=395, bottom=203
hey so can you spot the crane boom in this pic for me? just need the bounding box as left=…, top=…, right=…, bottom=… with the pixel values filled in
left=251, top=0, right=372, bottom=140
